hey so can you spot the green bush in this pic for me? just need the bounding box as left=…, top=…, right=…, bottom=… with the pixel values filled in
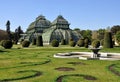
left=22, top=40, right=30, bottom=47
left=84, top=44, right=89, bottom=48
left=32, top=38, right=36, bottom=45
left=51, top=39, right=59, bottom=47
left=69, top=41, right=76, bottom=47
left=115, top=31, right=120, bottom=45
left=92, top=40, right=100, bottom=48
left=77, top=39, right=84, bottom=47
left=103, top=32, right=113, bottom=48
left=61, top=39, right=66, bottom=45
left=1, top=40, right=13, bottom=49
left=36, top=36, right=43, bottom=46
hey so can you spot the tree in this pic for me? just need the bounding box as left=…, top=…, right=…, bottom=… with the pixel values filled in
left=14, top=26, right=24, bottom=44
left=97, top=29, right=106, bottom=40
left=6, top=20, right=12, bottom=41
left=73, top=28, right=81, bottom=33
left=80, top=29, right=92, bottom=40
left=115, top=31, right=120, bottom=45
left=103, top=32, right=113, bottom=48
left=111, top=25, right=120, bottom=35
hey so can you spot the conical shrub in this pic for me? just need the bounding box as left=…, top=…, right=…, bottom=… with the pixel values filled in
left=103, top=32, right=113, bottom=48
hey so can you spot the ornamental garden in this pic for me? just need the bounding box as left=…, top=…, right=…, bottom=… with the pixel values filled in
left=0, top=15, right=120, bottom=82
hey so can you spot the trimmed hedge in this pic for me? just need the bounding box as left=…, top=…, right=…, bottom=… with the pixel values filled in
left=103, top=32, right=113, bottom=48
left=92, top=40, right=100, bottom=48
left=69, top=41, right=76, bottom=47
left=77, top=39, right=84, bottom=47
left=22, top=41, right=30, bottom=47
left=1, top=40, right=13, bottom=49
left=51, top=39, right=59, bottom=47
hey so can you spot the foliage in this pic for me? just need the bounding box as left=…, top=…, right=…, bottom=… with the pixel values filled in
left=6, top=20, right=12, bottom=41
left=69, top=41, right=76, bottom=47
left=36, top=36, right=43, bottom=46
left=1, top=40, right=13, bottom=49
left=103, top=32, right=113, bottom=48
left=51, top=39, right=59, bottom=47
left=97, top=29, right=106, bottom=40
left=115, top=31, right=120, bottom=45
left=77, top=39, right=84, bottom=47
left=61, top=39, right=66, bottom=45
left=84, top=44, right=89, bottom=48
left=22, top=40, right=30, bottom=47
left=80, top=30, right=92, bottom=40
left=111, top=25, right=120, bottom=35
left=92, top=40, right=100, bottom=48
left=14, top=26, right=24, bottom=44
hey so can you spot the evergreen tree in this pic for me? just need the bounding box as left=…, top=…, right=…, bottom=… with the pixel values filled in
left=6, top=20, right=12, bottom=41
left=103, top=32, right=113, bottom=48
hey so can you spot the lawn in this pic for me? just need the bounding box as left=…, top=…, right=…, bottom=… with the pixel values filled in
left=0, top=45, right=120, bottom=82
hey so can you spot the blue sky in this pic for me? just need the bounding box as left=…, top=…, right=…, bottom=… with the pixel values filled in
left=0, top=0, right=120, bottom=32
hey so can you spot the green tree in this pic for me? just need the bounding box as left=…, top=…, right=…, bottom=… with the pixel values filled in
left=103, top=32, right=113, bottom=48
left=97, top=29, right=106, bottom=40
left=80, top=29, right=92, bottom=40
left=6, top=20, right=12, bottom=41
left=115, top=31, right=120, bottom=45
left=111, top=25, right=120, bottom=35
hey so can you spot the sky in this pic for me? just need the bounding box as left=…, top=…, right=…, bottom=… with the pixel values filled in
left=0, top=0, right=120, bottom=32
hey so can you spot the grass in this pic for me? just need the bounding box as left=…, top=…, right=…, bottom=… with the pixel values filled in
left=0, top=45, right=120, bottom=82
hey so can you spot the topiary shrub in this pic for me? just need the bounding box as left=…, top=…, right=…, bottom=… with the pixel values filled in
left=61, top=39, right=66, bottom=45
left=77, top=39, right=84, bottom=47
left=103, top=32, right=113, bottom=48
left=69, top=41, right=76, bottom=47
left=84, top=44, right=89, bottom=48
left=32, top=38, right=36, bottom=45
left=22, top=40, right=30, bottom=47
left=92, top=40, right=100, bottom=48
left=36, top=36, right=43, bottom=46
left=2, top=40, right=13, bottom=49
left=115, top=31, right=120, bottom=45
left=51, top=39, right=59, bottom=47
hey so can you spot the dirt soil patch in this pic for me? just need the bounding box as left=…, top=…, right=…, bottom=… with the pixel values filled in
left=67, top=62, right=86, bottom=65
left=55, top=67, right=75, bottom=71
left=56, top=74, right=97, bottom=82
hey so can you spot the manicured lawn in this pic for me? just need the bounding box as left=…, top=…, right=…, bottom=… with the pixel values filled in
left=0, top=45, right=120, bottom=82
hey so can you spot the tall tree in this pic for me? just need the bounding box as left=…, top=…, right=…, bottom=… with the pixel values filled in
left=111, top=25, right=120, bottom=35
left=97, top=29, right=106, bottom=40
left=6, top=20, right=12, bottom=41
left=14, top=26, right=23, bottom=44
